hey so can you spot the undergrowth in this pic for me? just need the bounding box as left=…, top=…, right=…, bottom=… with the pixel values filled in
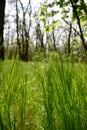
left=0, top=57, right=87, bottom=130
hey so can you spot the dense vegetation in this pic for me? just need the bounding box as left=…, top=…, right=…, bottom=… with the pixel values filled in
left=0, top=55, right=87, bottom=130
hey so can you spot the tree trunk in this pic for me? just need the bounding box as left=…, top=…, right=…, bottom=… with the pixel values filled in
left=0, top=0, right=6, bottom=60
left=68, top=23, right=72, bottom=55
left=16, top=0, right=21, bottom=59
left=52, top=31, right=56, bottom=51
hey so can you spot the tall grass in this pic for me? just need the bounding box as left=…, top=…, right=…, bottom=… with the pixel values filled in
left=37, top=56, right=87, bottom=130
left=0, top=60, right=42, bottom=130
left=0, top=56, right=87, bottom=130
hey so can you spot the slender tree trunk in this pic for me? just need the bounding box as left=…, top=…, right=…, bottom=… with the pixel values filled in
left=0, top=0, right=6, bottom=60
left=68, top=23, right=72, bottom=55
left=41, top=35, right=44, bottom=48
left=16, top=0, right=21, bottom=59
left=52, top=31, right=56, bottom=51
left=25, top=31, right=29, bottom=61
left=52, top=8, right=56, bottom=51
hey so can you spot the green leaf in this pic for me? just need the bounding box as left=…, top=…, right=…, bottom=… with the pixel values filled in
left=51, top=10, right=59, bottom=16
left=44, top=25, right=50, bottom=32
left=44, top=20, right=61, bottom=33
left=41, top=18, right=46, bottom=22
left=48, top=3, right=53, bottom=8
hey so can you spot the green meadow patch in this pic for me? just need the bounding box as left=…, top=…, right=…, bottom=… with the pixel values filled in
left=0, top=59, right=87, bottom=130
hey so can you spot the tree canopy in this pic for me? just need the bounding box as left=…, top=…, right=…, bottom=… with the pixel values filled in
left=38, top=0, right=87, bottom=50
